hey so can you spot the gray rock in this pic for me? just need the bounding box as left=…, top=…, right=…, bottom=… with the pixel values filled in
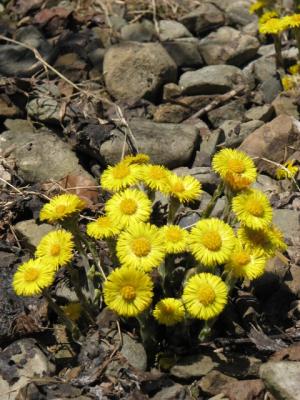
left=14, top=219, right=54, bottom=250
left=120, top=20, right=155, bottom=42
left=170, top=355, right=218, bottom=379
left=151, top=383, right=189, bottom=400
left=0, top=119, right=92, bottom=183
left=0, top=339, right=55, bottom=400
left=208, top=99, right=245, bottom=127
left=261, top=76, right=282, bottom=103
left=109, top=15, right=127, bottom=31
left=158, top=20, right=192, bottom=41
left=121, top=333, right=147, bottom=371
left=260, top=361, right=300, bottom=400
left=199, top=27, right=259, bottom=66
left=180, top=3, right=225, bottom=36
left=103, top=42, right=177, bottom=101
left=179, top=65, right=246, bottom=95
left=163, top=38, right=203, bottom=68
left=27, top=97, right=60, bottom=124
left=242, top=21, right=259, bottom=36
left=253, top=174, right=281, bottom=195
left=227, top=1, right=257, bottom=26
left=285, top=264, right=300, bottom=297
left=173, top=166, right=220, bottom=194
left=272, top=92, right=299, bottom=119
left=253, top=57, right=277, bottom=82
left=100, top=118, right=199, bottom=168
left=244, top=104, right=275, bottom=122
left=273, top=209, right=300, bottom=242
left=198, top=130, right=221, bottom=166
left=199, top=370, right=237, bottom=396
left=219, top=120, right=264, bottom=148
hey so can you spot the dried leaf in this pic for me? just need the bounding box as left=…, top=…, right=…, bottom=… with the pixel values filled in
left=58, top=174, right=99, bottom=207
left=34, top=7, right=71, bottom=25
left=248, top=326, right=287, bottom=352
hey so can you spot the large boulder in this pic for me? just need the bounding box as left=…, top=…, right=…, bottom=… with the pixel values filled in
left=103, top=42, right=177, bottom=101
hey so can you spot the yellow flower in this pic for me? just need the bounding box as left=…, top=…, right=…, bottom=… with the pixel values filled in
left=238, top=225, right=286, bottom=257
left=103, top=265, right=154, bottom=317
left=281, top=75, right=296, bottom=91
left=224, top=241, right=266, bottom=280
left=275, top=160, right=298, bottom=180
left=86, top=215, right=121, bottom=239
left=232, top=189, right=273, bottom=230
left=100, top=161, right=141, bottom=192
left=62, top=302, right=82, bottom=322
left=35, top=230, right=74, bottom=270
left=153, top=298, right=185, bottom=326
left=116, top=222, right=165, bottom=272
left=123, top=153, right=150, bottom=165
left=259, top=18, right=287, bottom=35
left=182, top=273, right=228, bottom=320
left=259, top=10, right=278, bottom=25
left=282, top=14, right=300, bottom=28
left=40, top=194, right=86, bottom=224
left=105, top=188, right=152, bottom=229
left=289, top=63, right=300, bottom=75
left=139, top=164, right=171, bottom=192
left=189, top=218, right=236, bottom=267
left=13, top=258, right=55, bottom=296
left=164, top=174, right=202, bottom=203
left=212, top=149, right=257, bottom=190
left=161, top=225, right=189, bottom=254
left=249, top=1, right=266, bottom=14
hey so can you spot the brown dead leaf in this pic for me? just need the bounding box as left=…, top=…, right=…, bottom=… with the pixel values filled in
left=11, top=0, right=44, bottom=15
left=59, top=174, right=99, bottom=207
left=223, top=379, right=265, bottom=400
left=34, top=7, right=71, bottom=25
left=271, top=343, right=300, bottom=362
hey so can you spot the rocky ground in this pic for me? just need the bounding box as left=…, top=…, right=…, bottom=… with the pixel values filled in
left=0, top=0, right=300, bottom=399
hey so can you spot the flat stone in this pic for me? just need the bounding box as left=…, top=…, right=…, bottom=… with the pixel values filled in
left=14, top=219, right=54, bottom=250
left=163, top=38, right=203, bottom=68
left=208, top=99, right=245, bottom=127
left=100, top=118, right=199, bottom=168
left=272, top=92, right=299, bottom=119
left=273, top=209, right=300, bottom=242
left=199, top=370, right=237, bottom=396
left=261, top=76, right=282, bottom=103
left=199, top=26, right=259, bottom=66
left=103, top=42, right=177, bottom=101
left=179, top=65, right=246, bottom=95
left=120, top=20, right=155, bottom=42
left=158, top=20, right=192, bottom=41
left=121, top=334, right=147, bottom=371
left=227, top=1, right=257, bottom=26
left=244, top=104, right=275, bottom=122
left=151, top=383, right=189, bottom=400
left=180, top=3, right=225, bottom=36
left=170, top=355, right=218, bottom=379
left=260, top=361, right=300, bottom=400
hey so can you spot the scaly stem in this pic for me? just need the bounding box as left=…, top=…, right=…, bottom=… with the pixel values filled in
left=168, top=197, right=180, bottom=224
left=273, top=34, right=283, bottom=69
left=136, top=312, right=157, bottom=366
left=202, top=182, right=224, bottom=219
left=294, top=28, right=300, bottom=62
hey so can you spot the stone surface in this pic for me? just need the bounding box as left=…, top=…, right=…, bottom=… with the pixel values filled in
left=199, top=27, right=259, bottom=66
left=14, top=219, right=54, bottom=249
left=151, top=383, right=189, bottom=400
left=227, top=1, right=257, bottom=26
left=163, top=38, right=203, bottom=68
left=221, top=120, right=264, bottom=148
left=121, top=333, right=147, bottom=371
left=244, top=104, right=275, bottom=122
left=170, top=355, right=218, bottom=379
left=0, top=339, right=55, bottom=400
left=0, top=119, right=92, bottom=183
left=239, top=115, right=300, bottom=174
left=273, top=209, right=300, bottom=243
left=208, top=99, right=245, bottom=127
left=199, top=370, right=237, bottom=396
left=260, top=361, right=300, bottom=400
left=158, top=20, right=192, bottom=41
left=272, top=92, right=299, bottom=119
left=180, top=3, right=225, bottom=36
left=261, top=76, right=282, bottom=103
left=223, top=379, right=265, bottom=400
left=103, top=42, right=177, bottom=101
left=100, top=118, right=199, bottom=168
left=27, top=96, right=61, bottom=123
left=179, top=65, right=246, bottom=95
left=120, top=20, right=155, bottom=42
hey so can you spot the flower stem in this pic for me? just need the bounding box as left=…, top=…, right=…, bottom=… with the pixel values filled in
left=168, top=197, right=180, bottom=224
left=198, top=318, right=216, bottom=342
left=202, top=182, right=224, bottom=219
left=273, top=34, right=283, bottom=68
left=136, top=312, right=157, bottom=366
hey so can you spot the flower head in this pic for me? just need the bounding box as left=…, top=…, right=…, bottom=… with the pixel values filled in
left=164, top=174, right=202, bottom=203
left=282, top=14, right=300, bottom=29
left=105, top=188, right=152, bottom=229
left=182, top=273, right=228, bottom=320
left=87, top=215, right=121, bottom=239
left=100, top=161, right=141, bottom=192
left=123, top=153, right=150, bottom=165
left=212, top=149, right=257, bottom=191
left=153, top=298, right=185, bottom=326
left=259, top=18, right=287, bottom=35
left=116, top=222, right=165, bottom=272
left=13, top=258, right=55, bottom=296
left=232, top=189, right=273, bottom=230
left=224, top=241, right=266, bottom=280
left=289, top=63, right=300, bottom=75
left=275, top=160, right=298, bottom=180
left=189, top=218, right=236, bottom=267
left=259, top=10, right=279, bottom=25
left=249, top=1, right=266, bottom=14
left=139, top=164, right=171, bottom=192
left=161, top=225, right=189, bottom=254
left=281, top=75, right=296, bottom=91
left=40, top=194, right=86, bottom=223
left=103, top=265, right=153, bottom=317
left=35, top=230, right=74, bottom=270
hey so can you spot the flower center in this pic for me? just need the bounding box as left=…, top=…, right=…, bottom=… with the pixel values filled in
left=166, top=228, right=182, bottom=243
left=120, top=199, right=137, bottom=215
left=56, top=204, right=66, bottom=214
left=97, top=216, right=111, bottom=228
left=162, top=304, right=174, bottom=314
left=131, top=237, right=151, bottom=257
left=149, top=167, right=166, bottom=180
left=112, top=164, right=130, bottom=179
left=172, top=181, right=185, bottom=193
left=24, top=267, right=40, bottom=282
left=121, top=285, right=136, bottom=301
left=50, top=244, right=61, bottom=256
left=197, top=284, right=216, bottom=306
left=232, top=251, right=250, bottom=266
left=247, top=229, right=268, bottom=245
left=245, top=200, right=264, bottom=217
left=227, top=159, right=245, bottom=174
left=202, top=231, right=222, bottom=251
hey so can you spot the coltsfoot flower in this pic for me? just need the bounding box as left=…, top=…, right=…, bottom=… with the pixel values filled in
left=232, top=189, right=273, bottom=230
left=153, top=298, right=185, bottom=326
left=13, top=258, right=55, bottom=296
left=259, top=17, right=287, bottom=34
left=161, top=225, right=189, bottom=254
left=35, top=230, right=74, bottom=270
left=103, top=265, right=154, bottom=317
left=182, top=273, right=228, bottom=320
left=105, top=188, right=152, bottom=229
left=275, top=160, right=298, bottom=180
left=139, top=164, right=171, bottom=192
left=249, top=0, right=266, bottom=14
left=189, top=218, right=236, bottom=267
left=164, top=174, right=202, bottom=203
left=116, top=222, right=165, bottom=272
left=87, top=215, right=121, bottom=239
left=123, top=153, right=150, bottom=165
left=100, top=160, right=141, bottom=192
left=40, top=194, right=86, bottom=223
